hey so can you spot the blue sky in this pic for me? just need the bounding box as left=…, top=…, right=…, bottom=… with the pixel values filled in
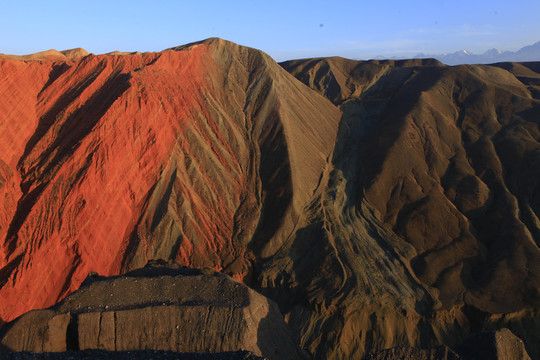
left=1, top=0, right=539, bottom=61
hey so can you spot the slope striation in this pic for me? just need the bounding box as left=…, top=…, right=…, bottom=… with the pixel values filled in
left=277, top=57, right=540, bottom=358
left=2, top=40, right=540, bottom=359
left=0, top=38, right=341, bottom=323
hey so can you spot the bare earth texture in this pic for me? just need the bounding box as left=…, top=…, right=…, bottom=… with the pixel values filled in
left=0, top=39, right=540, bottom=359
left=0, top=38, right=340, bottom=322
left=276, top=56, right=540, bottom=358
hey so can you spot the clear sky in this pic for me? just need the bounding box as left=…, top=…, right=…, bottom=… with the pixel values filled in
left=1, top=0, right=539, bottom=61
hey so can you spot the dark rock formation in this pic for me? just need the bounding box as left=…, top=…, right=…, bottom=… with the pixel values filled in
left=365, top=346, right=460, bottom=360
left=456, top=328, right=531, bottom=360
left=364, top=328, right=532, bottom=359
left=0, top=350, right=264, bottom=360
left=0, top=264, right=304, bottom=360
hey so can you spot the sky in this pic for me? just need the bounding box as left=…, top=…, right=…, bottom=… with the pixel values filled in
left=1, top=0, right=539, bottom=61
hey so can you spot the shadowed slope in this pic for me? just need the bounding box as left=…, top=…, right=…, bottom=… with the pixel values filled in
left=278, top=57, right=540, bottom=358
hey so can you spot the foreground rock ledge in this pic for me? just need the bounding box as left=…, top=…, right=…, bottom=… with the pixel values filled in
left=0, top=264, right=305, bottom=360
left=364, top=328, right=531, bottom=360
left=0, top=350, right=264, bottom=360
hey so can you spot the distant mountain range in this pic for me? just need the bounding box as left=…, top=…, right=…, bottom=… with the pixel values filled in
left=375, top=40, right=540, bottom=65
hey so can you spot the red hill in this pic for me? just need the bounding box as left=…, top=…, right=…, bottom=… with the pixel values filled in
left=0, top=38, right=340, bottom=323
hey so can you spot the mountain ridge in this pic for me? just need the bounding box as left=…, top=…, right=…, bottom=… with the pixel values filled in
left=4, top=38, right=539, bottom=67
left=369, top=40, right=540, bottom=65
left=416, top=40, right=540, bottom=65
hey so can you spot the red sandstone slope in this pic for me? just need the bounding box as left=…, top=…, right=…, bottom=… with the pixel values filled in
left=0, top=38, right=341, bottom=322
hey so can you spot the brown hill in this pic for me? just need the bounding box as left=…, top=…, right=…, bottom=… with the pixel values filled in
left=106, top=51, right=143, bottom=56
left=60, top=48, right=90, bottom=60
left=0, top=48, right=89, bottom=61
left=0, top=49, right=66, bottom=61
left=280, top=56, right=443, bottom=104
left=272, top=57, right=540, bottom=357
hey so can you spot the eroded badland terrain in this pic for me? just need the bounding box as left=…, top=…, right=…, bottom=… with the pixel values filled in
left=1, top=38, right=540, bottom=359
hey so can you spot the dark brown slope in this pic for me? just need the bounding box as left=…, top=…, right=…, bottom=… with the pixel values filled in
left=272, top=57, right=540, bottom=358
left=0, top=38, right=341, bottom=322
left=492, top=62, right=540, bottom=98
left=365, top=328, right=532, bottom=359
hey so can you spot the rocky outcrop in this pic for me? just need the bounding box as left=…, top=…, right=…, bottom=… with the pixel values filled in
left=365, top=346, right=460, bottom=360
left=365, top=328, right=532, bottom=359
left=456, top=328, right=531, bottom=360
left=0, top=264, right=304, bottom=360
left=0, top=350, right=264, bottom=360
